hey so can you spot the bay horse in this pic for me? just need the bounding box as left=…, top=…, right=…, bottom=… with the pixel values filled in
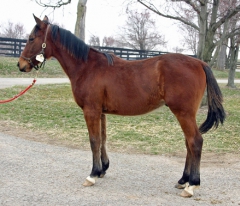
left=17, top=15, right=226, bottom=197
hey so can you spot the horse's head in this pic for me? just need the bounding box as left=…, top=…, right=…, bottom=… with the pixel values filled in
left=18, top=15, right=52, bottom=72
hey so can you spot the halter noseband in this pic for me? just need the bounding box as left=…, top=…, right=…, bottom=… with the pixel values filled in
left=21, top=24, right=50, bottom=70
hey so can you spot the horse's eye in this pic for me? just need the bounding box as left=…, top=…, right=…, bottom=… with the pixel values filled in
left=29, top=38, right=34, bottom=42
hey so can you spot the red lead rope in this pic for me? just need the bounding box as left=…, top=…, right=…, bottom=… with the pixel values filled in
left=0, top=79, right=37, bottom=104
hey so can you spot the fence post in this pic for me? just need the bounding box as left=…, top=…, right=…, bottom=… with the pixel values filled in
left=19, top=41, right=22, bottom=56
left=14, top=39, right=17, bottom=57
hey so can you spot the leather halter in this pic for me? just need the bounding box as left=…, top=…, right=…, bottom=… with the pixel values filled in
left=21, top=24, right=50, bottom=70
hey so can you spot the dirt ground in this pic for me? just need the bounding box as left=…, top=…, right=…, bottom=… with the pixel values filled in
left=0, top=121, right=239, bottom=206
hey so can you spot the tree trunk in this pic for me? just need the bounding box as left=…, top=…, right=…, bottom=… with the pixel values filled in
left=211, top=19, right=229, bottom=69
left=197, top=2, right=207, bottom=60
left=227, top=38, right=239, bottom=88
left=74, top=0, right=87, bottom=40
left=201, top=0, right=220, bottom=63
left=203, top=30, right=216, bottom=63
left=216, top=43, right=227, bottom=70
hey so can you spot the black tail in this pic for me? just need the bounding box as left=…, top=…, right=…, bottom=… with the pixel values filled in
left=199, top=65, right=226, bottom=134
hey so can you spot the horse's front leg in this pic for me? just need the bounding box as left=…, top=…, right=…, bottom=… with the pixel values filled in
left=83, top=109, right=102, bottom=186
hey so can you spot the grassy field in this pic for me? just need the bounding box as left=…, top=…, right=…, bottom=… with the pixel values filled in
left=0, top=83, right=239, bottom=155
left=0, top=57, right=65, bottom=78
left=0, top=57, right=240, bottom=155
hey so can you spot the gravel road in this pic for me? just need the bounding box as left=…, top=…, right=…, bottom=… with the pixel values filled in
left=0, top=132, right=239, bottom=206
left=0, top=78, right=69, bottom=89
left=0, top=77, right=240, bottom=89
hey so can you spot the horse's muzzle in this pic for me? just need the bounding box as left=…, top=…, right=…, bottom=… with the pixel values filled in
left=17, top=62, right=26, bottom=72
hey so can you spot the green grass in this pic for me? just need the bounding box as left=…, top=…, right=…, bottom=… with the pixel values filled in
left=212, top=69, right=240, bottom=79
left=0, top=83, right=239, bottom=155
left=0, top=57, right=65, bottom=77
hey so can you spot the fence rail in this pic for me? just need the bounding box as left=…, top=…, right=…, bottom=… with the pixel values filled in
left=0, top=37, right=27, bottom=57
left=92, top=46, right=169, bottom=60
left=0, top=37, right=196, bottom=60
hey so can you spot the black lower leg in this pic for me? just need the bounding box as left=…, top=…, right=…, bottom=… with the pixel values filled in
left=189, top=134, right=203, bottom=186
left=100, top=159, right=109, bottom=177
left=178, top=172, right=190, bottom=185
left=189, top=171, right=200, bottom=186
left=100, top=146, right=109, bottom=177
left=179, top=140, right=191, bottom=185
left=90, top=160, right=103, bottom=178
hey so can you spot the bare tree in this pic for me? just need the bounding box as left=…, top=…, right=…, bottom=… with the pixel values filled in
left=116, top=9, right=166, bottom=50
left=212, top=21, right=229, bottom=70
left=88, top=35, right=116, bottom=47
left=227, top=34, right=239, bottom=88
left=134, top=0, right=240, bottom=63
left=88, top=35, right=100, bottom=46
left=0, top=21, right=26, bottom=39
left=102, top=36, right=115, bottom=47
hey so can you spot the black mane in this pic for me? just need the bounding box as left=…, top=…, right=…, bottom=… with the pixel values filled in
left=51, top=24, right=113, bottom=65
left=51, top=24, right=89, bottom=62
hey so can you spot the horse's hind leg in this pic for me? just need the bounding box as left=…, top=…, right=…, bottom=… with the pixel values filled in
left=173, top=112, right=203, bottom=197
left=175, top=139, right=191, bottom=189
left=100, top=114, right=109, bottom=178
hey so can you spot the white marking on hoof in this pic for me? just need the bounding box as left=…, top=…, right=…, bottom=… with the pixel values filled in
left=180, top=185, right=199, bottom=198
left=82, top=176, right=96, bottom=187
left=175, top=182, right=189, bottom=189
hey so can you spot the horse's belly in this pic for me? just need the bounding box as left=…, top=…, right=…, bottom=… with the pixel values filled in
left=103, top=97, right=165, bottom=116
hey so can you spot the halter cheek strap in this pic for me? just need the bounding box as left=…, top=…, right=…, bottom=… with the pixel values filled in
left=21, top=24, right=50, bottom=70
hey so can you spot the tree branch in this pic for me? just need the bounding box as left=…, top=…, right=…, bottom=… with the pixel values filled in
left=137, top=0, right=199, bottom=30
left=213, top=4, right=240, bottom=31
left=173, top=0, right=201, bottom=14
left=34, top=0, right=71, bottom=8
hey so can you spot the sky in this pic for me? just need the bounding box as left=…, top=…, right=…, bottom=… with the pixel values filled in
left=0, top=0, right=185, bottom=53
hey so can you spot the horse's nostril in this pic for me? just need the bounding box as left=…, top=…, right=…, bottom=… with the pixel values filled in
left=17, top=62, right=20, bottom=67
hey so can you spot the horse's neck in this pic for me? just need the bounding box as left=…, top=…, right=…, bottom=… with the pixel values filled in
left=52, top=47, right=86, bottom=79
left=52, top=47, right=104, bottom=81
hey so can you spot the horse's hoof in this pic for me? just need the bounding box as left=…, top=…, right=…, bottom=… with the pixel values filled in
left=82, top=176, right=96, bottom=187
left=180, top=185, right=199, bottom=198
left=175, top=182, right=189, bottom=189
left=180, top=189, right=193, bottom=198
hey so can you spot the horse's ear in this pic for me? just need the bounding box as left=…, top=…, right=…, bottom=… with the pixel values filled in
left=33, top=14, right=42, bottom=27
left=43, top=15, right=49, bottom=24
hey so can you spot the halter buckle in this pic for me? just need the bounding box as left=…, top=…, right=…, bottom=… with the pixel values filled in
left=42, top=43, right=46, bottom=48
